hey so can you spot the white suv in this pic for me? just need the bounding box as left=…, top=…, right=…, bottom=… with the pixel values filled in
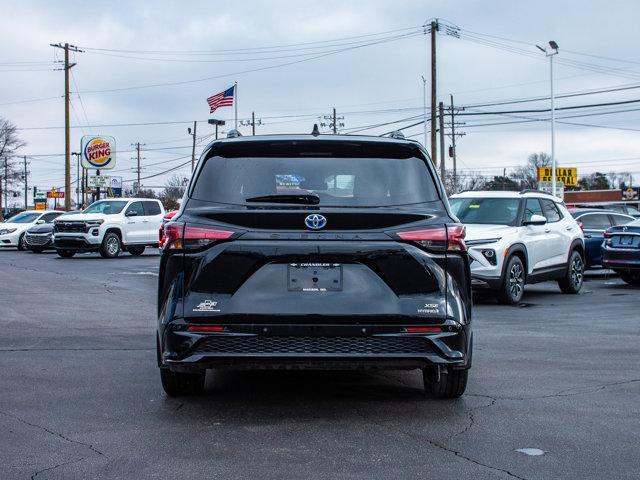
left=449, top=191, right=585, bottom=304
left=53, top=198, right=165, bottom=258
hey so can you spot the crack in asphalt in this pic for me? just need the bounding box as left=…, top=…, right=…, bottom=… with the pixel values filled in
left=535, top=378, right=640, bottom=399
left=468, top=379, right=640, bottom=402
left=0, top=410, right=108, bottom=479
left=356, top=409, right=528, bottom=480
left=31, top=456, right=86, bottom=480
left=451, top=395, right=498, bottom=439
left=0, top=410, right=106, bottom=459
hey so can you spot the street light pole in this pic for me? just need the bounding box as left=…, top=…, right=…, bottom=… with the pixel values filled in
left=538, top=41, right=559, bottom=196
left=550, top=51, right=557, bottom=198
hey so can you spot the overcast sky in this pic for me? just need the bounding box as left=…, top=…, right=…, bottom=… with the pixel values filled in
left=2, top=0, right=640, bottom=204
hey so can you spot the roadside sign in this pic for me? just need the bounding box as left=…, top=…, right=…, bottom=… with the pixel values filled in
left=537, top=167, right=577, bottom=186
left=88, top=175, right=111, bottom=188
left=110, top=176, right=123, bottom=197
left=622, top=187, right=639, bottom=201
left=47, top=190, right=64, bottom=199
left=538, top=181, right=564, bottom=200
left=34, top=198, right=46, bottom=210
left=81, top=135, right=116, bottom=170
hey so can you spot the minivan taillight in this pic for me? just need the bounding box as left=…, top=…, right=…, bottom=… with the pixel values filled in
left=396, top=224, right=466, bottom=252
left=165, top=222, right=234, bottom=250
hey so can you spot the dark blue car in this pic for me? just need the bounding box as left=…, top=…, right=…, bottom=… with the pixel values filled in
left=602, top=218, right=640, bottom=284
left=570, top=209, right=634, bottom=269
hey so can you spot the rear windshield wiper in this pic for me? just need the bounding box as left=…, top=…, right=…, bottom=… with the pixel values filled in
left=245, top=194, right=320, bottom=205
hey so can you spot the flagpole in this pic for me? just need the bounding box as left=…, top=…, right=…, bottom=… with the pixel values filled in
left=234, top=82, right=238, bottom=131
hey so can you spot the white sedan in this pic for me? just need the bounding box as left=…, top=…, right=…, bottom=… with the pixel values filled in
left=0, top=210, right=64, bottom=250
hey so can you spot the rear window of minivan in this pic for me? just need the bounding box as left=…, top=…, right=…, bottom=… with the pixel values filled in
left=191, top=141, right=439, bottom=207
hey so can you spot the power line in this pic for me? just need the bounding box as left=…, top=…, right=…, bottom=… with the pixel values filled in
left=74, top=31, right=422, bottom=95
left=78, top=25, right=422, bottom=54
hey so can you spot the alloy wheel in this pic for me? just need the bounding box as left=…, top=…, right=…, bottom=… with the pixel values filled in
left=107, top=237, right=119, bottom=256
left=571, top=255, right=584, bottom=288
left=509, top=262, right=524, bottom=300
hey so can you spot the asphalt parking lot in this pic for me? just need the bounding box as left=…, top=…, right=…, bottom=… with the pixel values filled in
left=0, top=249, right=638, bottom=480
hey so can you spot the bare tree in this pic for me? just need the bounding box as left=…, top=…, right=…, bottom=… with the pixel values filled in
left=510, top=152, right=551, bottom=190
left=608, top=170, right=631, bottom=189
left=460, top=171, right=487, bottom=192
left=161, top=174, right=189, bottom=202
left=443, top=170, right=464, bottom=195
left=0, top=118, right=27, bottom=214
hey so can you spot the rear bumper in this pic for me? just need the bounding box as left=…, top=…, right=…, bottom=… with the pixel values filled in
left=601, top=247, right=640, bottom=270
left=160, top=321, right=471, bottom=372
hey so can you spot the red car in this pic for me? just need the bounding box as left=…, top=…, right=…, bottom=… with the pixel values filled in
left=158, top=211, right=177, bottom=248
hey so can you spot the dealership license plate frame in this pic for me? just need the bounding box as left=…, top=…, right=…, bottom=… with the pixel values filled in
left=620, top=235, right=634, bottom=246
left=287, top=263, right=343, bottom=292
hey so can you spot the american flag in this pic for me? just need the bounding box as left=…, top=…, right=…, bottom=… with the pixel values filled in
left=206, top=85, right=235, bottom=113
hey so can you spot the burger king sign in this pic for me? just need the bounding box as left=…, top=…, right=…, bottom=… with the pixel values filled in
left=81, top=135, right=116, bottom=170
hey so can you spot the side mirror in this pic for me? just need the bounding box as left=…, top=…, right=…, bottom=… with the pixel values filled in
left=125, top=210, right=138, bottom=217
left=523, top=214, right=547, bottom=226
left=36, top=219, right=45, bottom=224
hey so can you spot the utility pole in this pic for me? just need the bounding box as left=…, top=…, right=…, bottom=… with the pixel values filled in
left=430, top=20, right=439, bottom=166
left=188, top=122, right=197, bottom=172
left=446, top=95, right=466, bottom=193
left=240, top=114, right=262, bottom=135
left=23, top=156, right=28, bottom=209
left=421, top=76, right=428, bottom=150
left=438, top=101, right=445, bottom=180
left=132, top=143, right=145, bottom=193
left=50, top=42, right=83, bottom=210
left=450, top=96, right=456, bottom=190
left=320, top=110, right=344, bottom=133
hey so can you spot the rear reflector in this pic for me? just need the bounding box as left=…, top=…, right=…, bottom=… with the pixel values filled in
left=187, top=325, right=225, bottom=332
left=396, top=224, right=466, bottom=252
left=405, top=326, right=442, bottom=332
left=165, top=222, right=234, bottom=250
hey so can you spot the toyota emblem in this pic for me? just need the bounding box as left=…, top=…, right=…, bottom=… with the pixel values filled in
left=304, top=214, right=327, bottom=230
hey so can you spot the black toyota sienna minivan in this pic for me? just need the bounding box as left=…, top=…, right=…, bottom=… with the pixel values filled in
left=157, top=134, right=472, bottom=398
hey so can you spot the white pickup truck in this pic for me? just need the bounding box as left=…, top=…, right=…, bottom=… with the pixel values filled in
left=53, top=198, right=165, bottom=258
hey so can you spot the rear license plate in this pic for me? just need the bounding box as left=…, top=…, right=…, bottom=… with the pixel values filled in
left=288, top=263, right=342, bottom=292
left=621, top=235, right=633, bottom=245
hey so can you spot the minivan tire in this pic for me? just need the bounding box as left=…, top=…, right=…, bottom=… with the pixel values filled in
left=619, top=271, right=640, bottom=285
left=423, top=367, right=468, bottom=399
left=497, top=255, right=525, bottom=304
left=100, top=232, right=121, bottom=258
left=558, top=250, right=584, bottom=294
left=127, top=245, right=145, bottom=256
left=160, top=368, right=206, bottom=396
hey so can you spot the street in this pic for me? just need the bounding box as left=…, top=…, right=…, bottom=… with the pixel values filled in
left=0, top=250, right=638, bottom=479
